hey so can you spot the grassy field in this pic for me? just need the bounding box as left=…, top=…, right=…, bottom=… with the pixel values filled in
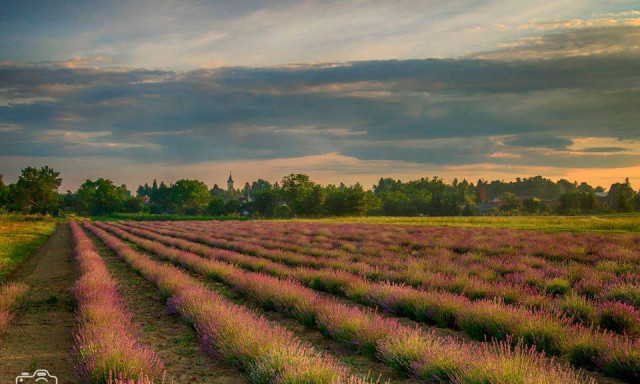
left=286, top=214, right=640, bottom=233
left=0, top=215, right=58, bottom=281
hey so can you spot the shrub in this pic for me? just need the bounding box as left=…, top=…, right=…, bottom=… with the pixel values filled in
left=575, top=279, right=602, bottom=298
left=557, top=294, right=596, bottom=324
left=457, top=300, right=515, bottom=340
left=603, top=284, right=640, bottom=307
left=565, top=330, right=604, bottom=370
left=545, top=278, right=571, bottom=296
left=598, top=301, right=640, bottom=336
left=595, top=260, right=634, bottom=275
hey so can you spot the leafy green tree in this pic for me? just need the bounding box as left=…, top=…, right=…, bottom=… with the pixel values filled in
left=374, top=178, right=401, bottom=195
left=381, top=191, right=415, bottom=216
left=557, top=179, right=578, bottom=193
left=225, top=199, right=240, bottom=215
left=170, top=179, right=210, bottom=215
left=301, top=184, right=325, bottom=217
left=209, top=184, right=227, bottom=200
left=618, top=195, right=633, bottom=213
left=251, top=179, right=273, bottom=194
left=150, top=181, right=171, bottom=213
left=324, top=184, right=371, bottom=216
left=275, top=203, right=292, bottom=218
left=373, top=176, right=475, bottom=216
left=241, top=182, right=252, bottom=202
left=581, top=192, right=597, bottom=212
left=207, top=197, right=227, bottom=215
left=74, top=178, right=129, bottom=215
left=281, top=174, right=312, bottom=206
left=499, top=192, right=521, bottom=212
left=481, top=176, right=600, bottom=202
left=123, top=196, right=145, bottom=213
left=0, top=174, right=7, bottom=208
left=558, top=190, right=596, bottom=214
left=253, top=188, right=278, bottom=217
left=136, top=183, right=151, bottom=197
left=281, top=174, right=325, bottom=216
left=522, top=198, right=544, bottom=213
left=9, top=166, right=62, bottom=214
left=323, top=185, right=347, bottom=216
left=633, top=192, right=640, bottom=212
left=607, top=179, right=635, bottom=212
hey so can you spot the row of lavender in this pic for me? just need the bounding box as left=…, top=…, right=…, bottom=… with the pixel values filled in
left=158, top=221, right=639, bottom=311
left=94, top=221, right=595, bottom=384
left=103, top=221, right=639, bottom=382
left=128, top=221, right=640, bottom=338
left=69, top=221, right=164, bottom=383
left=166, top=220, right=640, bottom=264
left=82, top=222, right=378, bottom=384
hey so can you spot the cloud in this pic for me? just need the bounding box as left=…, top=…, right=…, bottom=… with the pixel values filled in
left=503, top=136, right=573, bottom=150
left=581, top=147, right=630, bottom=153
left=1, top=0, right=621, bottom=68
left=471, top=26, right=640, bottom=60
left=1, top=52, right=639, bottom=169
left=1, top=21, right=640, bottom=186
left=518, top=15, right=640, bottom=31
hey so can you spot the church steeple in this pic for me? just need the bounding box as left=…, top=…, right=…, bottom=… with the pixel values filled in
left=227, top=172, right=234, bottom=191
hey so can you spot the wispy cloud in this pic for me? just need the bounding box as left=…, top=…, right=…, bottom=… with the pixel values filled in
left=471, top=25, right=640, bottom=60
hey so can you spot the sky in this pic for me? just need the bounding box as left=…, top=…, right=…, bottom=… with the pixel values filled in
left=1, top=0, right=639, bottom=191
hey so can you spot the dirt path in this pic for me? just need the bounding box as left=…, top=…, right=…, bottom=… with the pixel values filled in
left=86, top=230, right=247, bottom=384
left=0, top=224, right=77, bottom=384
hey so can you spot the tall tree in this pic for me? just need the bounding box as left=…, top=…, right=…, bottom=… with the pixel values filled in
left=74, top=178, right=129, bottom=215
left=209, top=184, right=227, bottom=200
left=324, top=183, right=372, bottom=216
left=607, top=179, right=635, bottom=212
left=170, top=179, right=210, bottom=215
left=9, top=166, right=62, bottom=214
left=499, top=192, right=521, bottom=212
left=0, top=174, right=7, bottom=208
left=280, top=173, right=325, bottom=216
left=253, top=188, right=278, bottom=217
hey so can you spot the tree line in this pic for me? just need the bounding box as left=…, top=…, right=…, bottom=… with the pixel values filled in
left=1, top=166, right=639, bottom=217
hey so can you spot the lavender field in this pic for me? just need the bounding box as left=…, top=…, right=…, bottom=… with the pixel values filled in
left=3, top=219, right=638, bottom=383
left=75, top=221, right=640, bottom=382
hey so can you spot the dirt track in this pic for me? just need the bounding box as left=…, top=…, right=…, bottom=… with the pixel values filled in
left=0, top=224, right=77, bottom=383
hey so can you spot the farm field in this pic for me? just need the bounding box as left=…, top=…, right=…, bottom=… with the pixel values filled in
left=0, top=215, right=57, bottom=282
left=287, top=214, right=640, bottom=234
left=2, top=219, right=640, bottom=383
left=0, top=216, right=57, bottom=335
